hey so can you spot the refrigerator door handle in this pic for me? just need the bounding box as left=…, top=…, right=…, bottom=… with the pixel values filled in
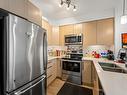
left=14, top=76, right=46, bottom=95
left=43, top=32, right=47, bottom=70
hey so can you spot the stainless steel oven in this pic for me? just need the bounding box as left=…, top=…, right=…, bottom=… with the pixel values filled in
left=61, top=59, right=82, bottom=85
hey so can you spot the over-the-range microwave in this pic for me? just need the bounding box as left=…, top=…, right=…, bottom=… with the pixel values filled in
left=64, top=34, right=83, bottom=45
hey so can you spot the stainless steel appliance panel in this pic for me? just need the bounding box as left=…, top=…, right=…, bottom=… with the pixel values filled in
left=7, top=14, right=46, bottom=92
left=65, top=34, right=83, bottom=45
left=7, top=14, right=30, bottom=92
left=9, top=75, right=46, bottom=95
left=31, top=24, right=45, bottom=79
left=61, top=59, right=82, bottom=85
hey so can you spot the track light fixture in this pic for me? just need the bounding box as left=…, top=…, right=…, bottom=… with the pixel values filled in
left=59, top=0, right=77, bottom=11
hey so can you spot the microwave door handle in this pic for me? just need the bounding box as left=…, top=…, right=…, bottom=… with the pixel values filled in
left=14, top=76, right=46, bottom=95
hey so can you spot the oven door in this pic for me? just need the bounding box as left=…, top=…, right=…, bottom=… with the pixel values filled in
left=62, top=60, right=81, bottom=76
left=61, top=60, right=82, bottom=84
left=62, top=61, right=80, bottom=73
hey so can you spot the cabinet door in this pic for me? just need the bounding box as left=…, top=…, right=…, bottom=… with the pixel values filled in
left=42, top=19, right=52, bottom=45
left=8, top=0, right=28, bottom=18
left=59, top=25, right=74, bottom=46
left=83, top=21, right=97, bottom=48
left=57, top=59, right=62, bottom=78
left=82, top=61, right=93, bottom=87
left=64, top=25, right=74, bottom=35
left=52, top=27, right=59, bottom=45
left=74, top=24, right=82, bottom=34
left=93, top=64, right=99, bottom=95
left=0, top=0, right=8, bottom=10
left=27, top=1, right=42, bottom=26
left=97, top=18, right=114, bottom=46
left=59, top=26, right=65, bottom=46
left=47, top=59, right=57, bottom=86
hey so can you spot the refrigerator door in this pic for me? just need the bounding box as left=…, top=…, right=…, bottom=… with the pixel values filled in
left=7, top=14, right=46, bottom=92
left=9, top=75, right=46, bottom=95
left=32, top=24, right=46, bottom=79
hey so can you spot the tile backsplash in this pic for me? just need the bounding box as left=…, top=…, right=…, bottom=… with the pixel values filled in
left=84, top=45, right=114, bottom=58
left=48, top=45, right=67, bottom=56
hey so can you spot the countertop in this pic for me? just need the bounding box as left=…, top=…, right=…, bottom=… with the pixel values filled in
left=48, top=56, right=127, bottom=95
left=83, top=57, right=127, bottom=95
left=48, top=56, right=65, bottom=61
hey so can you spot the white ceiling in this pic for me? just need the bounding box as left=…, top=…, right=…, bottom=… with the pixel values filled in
left=31, top=0, right=120, bottom=25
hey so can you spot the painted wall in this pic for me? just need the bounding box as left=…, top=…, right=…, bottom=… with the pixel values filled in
left=114, top=0, right=127, bottom=58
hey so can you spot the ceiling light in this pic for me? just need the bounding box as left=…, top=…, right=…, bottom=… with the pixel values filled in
left=59, top=0, right=77, bottom=11
left=59, top=0, right=63, bottom=7
left=59, top=4, right=62, bottom=7
left=66, top=4, right=70, bottom=10
left=73, top=6, right=76, bottom=11
left=121, top=0, right=127, bottom=24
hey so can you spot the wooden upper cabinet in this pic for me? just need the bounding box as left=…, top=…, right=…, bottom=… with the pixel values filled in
left=59, top=24, right=74, bottom=46
left=8, top=0, right=28, bottom=18
left=42, top=19, right=52, bottom=45
left=52, top=27, right=59, bottom=45
left=27, top=1, right=42, bottom=26
left=0, top=0, right=8, bottom=10
left=82, top=18, right=114, bottom=48
left=63, top=25, right=74, bottom=35
left=97, top=18, right=114, bottom=46
left=83, top=21, right=97, bottom=48
left=74, top=24, right=82, bottom=34
left=59, top=26, right=65, bottom=46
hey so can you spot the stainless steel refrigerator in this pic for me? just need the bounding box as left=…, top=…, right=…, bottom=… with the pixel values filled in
left=0, top=9, right=47, bottom=95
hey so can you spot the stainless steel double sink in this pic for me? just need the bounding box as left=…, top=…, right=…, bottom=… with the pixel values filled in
left=99, top=62, right=127, bottom=74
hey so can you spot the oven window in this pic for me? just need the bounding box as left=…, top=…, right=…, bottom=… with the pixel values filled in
left=62, top=61, right=80, bottom=72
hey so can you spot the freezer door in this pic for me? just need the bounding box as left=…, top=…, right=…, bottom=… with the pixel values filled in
left=9, top=75, right=46, bottom=95
left=7, top=14, right=46, bottom=92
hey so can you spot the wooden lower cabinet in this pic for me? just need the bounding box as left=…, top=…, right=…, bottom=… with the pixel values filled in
left=83, top=61, right=105, bottom=95
left=82, top=61, right=94, bottom=87
left=92, top=64, right=99, bottom=95
left=57, top=59, right=62, bottom=78
left=47, top=59, right=57, bottom=86
left=92, top=63, right=105, bottom=95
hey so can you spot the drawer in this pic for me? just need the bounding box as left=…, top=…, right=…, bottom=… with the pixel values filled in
left=47, top=74, right=54, bottom=86
left=47, top=61, right=53, bottom=68
left=47, top=74, right=53, bottom=86
left=47, top=65, right=53, bottom=77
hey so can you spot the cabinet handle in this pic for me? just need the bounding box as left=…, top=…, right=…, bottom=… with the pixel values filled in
left=47, top=66, right=52, bottom=69
left=47, top=75, right=52, bottom=79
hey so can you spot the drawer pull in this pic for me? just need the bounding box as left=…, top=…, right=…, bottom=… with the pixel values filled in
left=47, top=66, right=52, bottom=69
left=47, top=75, right=52, bottom=79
